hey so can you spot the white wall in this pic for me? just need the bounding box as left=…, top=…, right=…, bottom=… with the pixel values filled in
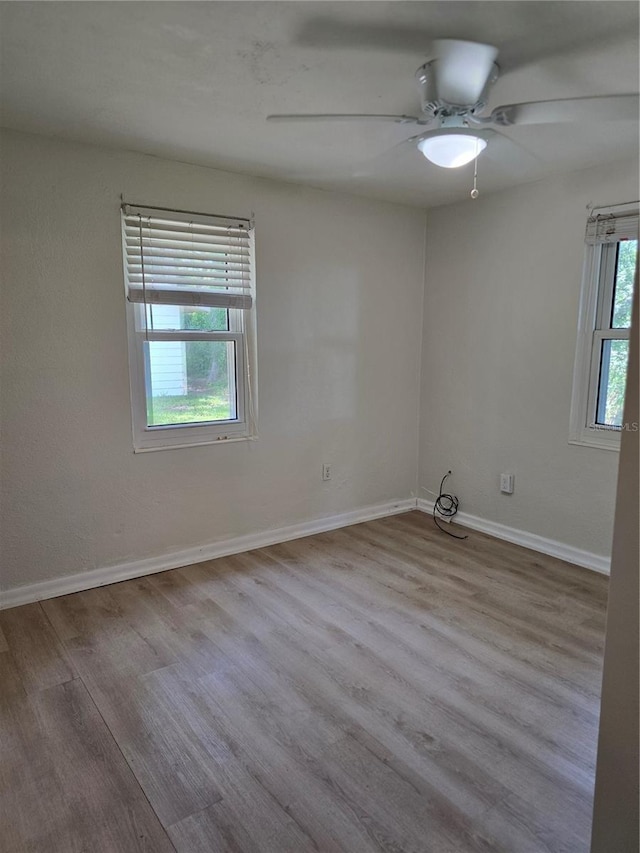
left=2, top=127, right=636, bottom=596
left=0, top=129, right=425, bottom=592
left=418, top=158, right=638, bottom=558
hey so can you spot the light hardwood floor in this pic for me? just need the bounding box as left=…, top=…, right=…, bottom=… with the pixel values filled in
left=0, top=512, right=608, bottom=852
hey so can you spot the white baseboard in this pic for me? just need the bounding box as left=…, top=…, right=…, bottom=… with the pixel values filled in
left=1, top=496, right=609, bottom=610
left=0, top=498, right=416, bottom=610
left=417, top=498, right=610, bottom=575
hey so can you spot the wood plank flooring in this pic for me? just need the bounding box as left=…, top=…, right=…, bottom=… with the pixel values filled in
left=0, top=512, right=608, bottom=852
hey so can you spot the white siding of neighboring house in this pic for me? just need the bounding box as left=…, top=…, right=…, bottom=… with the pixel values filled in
left=148, top=305, right=187, bottom=396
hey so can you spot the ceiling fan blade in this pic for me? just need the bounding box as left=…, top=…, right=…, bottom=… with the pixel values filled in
left=266, top=114, right=421, bottom=124
left=432, top=40, right=498, bottom=105
left=482, top=94, right=639, bottom=127
left=349, top=132, right=434, bottom=178
left=481, top=129, right=541, bottom=175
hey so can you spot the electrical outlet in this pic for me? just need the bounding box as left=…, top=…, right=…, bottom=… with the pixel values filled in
left=500, top=473, right=514, bottom=494
left=434, top=510, right=452, bottom=523
left=322, top=463, right=332, bottom=481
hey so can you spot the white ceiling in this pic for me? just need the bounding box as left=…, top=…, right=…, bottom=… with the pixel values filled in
left=1, top=1, right=638, bottom=208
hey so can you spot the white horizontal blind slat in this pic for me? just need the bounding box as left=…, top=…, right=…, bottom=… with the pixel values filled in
left=123, top=217, right=250, bottom=240
left=127, top=258, right=249, bottom=272
left=122, top=205, right=254, bottom=306
left=124, top=233, right=251, bottom=251
left=126, top=245, right=250, bottom=262
left=127, top=273, right=250, bottom=285
left=127, top=286, right=253, bottom=309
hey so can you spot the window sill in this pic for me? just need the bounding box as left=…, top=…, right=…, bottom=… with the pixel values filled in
left=133, top=432, right=257, bottom=453
left=568, top=431, right=621, bottom=452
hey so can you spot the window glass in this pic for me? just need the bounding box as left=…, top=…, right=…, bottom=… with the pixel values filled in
left=146, top=340, right=237, bottom=427
left=143, top=305, right=229, bottom=332
left=611, top=239, right=637, bottom=329
left=596, top=339, right=629, bottom=427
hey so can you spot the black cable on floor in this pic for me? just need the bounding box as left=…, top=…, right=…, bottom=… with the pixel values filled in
left=433, top=471, right=468, bottom=540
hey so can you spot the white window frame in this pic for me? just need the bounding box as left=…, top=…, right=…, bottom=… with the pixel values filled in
left=569, top=204, right=637, bottom=451
left=122, top=205, right=257, bottom=452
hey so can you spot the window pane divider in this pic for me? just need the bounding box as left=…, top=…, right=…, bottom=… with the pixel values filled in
left=592, top=329, right=630, bottom=343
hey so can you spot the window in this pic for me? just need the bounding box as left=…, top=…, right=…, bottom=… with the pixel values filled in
left=122, top=204, right=256, bottom=451
left=570, top=203, right=638, bottom=450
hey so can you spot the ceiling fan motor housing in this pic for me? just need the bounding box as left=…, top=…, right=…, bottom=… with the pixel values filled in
left=415, top=60, right=499, bottom=117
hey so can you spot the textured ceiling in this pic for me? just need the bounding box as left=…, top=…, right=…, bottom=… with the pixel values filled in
left=1, top=1, right=638, bottom=207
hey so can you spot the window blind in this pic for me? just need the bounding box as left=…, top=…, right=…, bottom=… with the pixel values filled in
left=122, top=204, right=254, bottom=309
left=585, top=203, right=639, bottom=245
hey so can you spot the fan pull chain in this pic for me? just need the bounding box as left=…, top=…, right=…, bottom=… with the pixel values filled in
left=470, top=137, right=480, bottom=199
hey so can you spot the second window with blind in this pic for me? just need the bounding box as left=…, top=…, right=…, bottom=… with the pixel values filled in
left=122, top=204, right=257, bottom=451
left=570, top=201, right=638, bottom=449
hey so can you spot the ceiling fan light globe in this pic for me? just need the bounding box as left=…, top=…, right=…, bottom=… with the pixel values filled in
left=418, top=134, right=487, bottom=168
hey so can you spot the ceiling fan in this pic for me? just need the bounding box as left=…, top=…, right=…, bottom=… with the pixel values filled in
left=267, top=39, right=638, bottom=172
